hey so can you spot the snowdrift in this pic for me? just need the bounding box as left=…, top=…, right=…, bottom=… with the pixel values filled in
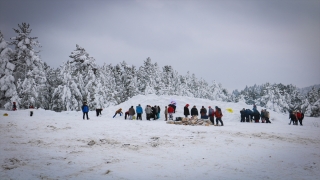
left=1, top=94, right=320, bottom=180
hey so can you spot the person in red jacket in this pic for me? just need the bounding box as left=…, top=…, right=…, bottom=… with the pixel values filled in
left=214, top=106, right=224, bottom=126
left=296, top=110, right=303, bottom=126
left=168, top=105, right=174, bottom=120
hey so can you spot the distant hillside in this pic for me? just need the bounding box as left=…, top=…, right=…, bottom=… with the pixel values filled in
left=298, top=84, right=320, bottom=96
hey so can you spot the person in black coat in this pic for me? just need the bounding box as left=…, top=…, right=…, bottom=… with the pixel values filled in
left=253, top=109, right=260, bottom=123
left=152, top=106, right=157, bottom=120
left=191, top=106, right=198, bottom=117
left=200, top=106, right=207, bottom=119
left=289, top=111, right=297, bottom=125
left=240, top=108, right=246, bottom=122
left=245, top=109, right=253, bottom=122
left=184, top=104, right=190, bottom=118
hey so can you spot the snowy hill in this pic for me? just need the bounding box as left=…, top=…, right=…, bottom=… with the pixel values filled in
left=1, top=95, right=320, bottom=180
left=110, top=94, right=285, bottom=123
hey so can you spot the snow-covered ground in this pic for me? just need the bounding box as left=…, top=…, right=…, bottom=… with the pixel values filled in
left=1, top=95, right=319, bottom=180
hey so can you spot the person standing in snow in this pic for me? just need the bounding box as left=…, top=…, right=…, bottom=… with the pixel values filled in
left=29, top=105, right=34, bottom=116
left=245, top=109, right=253, bottom=122
left=265, top=109, right=271, bottom=123
left=164, top=106, right=168, bottom=121
left=240, top=108, right=246, bottom=122
left=113, top=108, right=122, bottom=118
left=96, top=108, right=102, bottom=117
left=145, top=105, right=152, bottom=120
left=12, top=102, right=17, bottom=111
left=200, top=106, right=207, bottom=119
left=136, top=104, right=143, bottom=120
left=214, top=106, right=224, bottom=126
left=253, top=108, right=260, bottom=123
left=296, top=110, right=303, bottom=126
left=168, top=105, right=174, bottom=120
left=260, top=109, right=265, bottom=123
left=157, top=106, right=161, bottom=119
left=253, top=104, right=257, bottom=111
left=191, top=105, right=198, bottom=117
left=289, top=111, right=295, bottom=125
left=128, top=106, right=135, bottom=120
left=184, top=104, right=190, bottom=118
left=82, top=102, right=89, bottom=120
left=152, top=105, right=158, bottom=120
left=208, top=106, right=215, bottom=125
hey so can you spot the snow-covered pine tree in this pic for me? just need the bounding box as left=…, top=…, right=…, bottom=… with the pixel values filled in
left=40, top=63, right=62, bottom=110
left=67, top=44, right=98, bottom=109
left=10, top=23, right=46, bottom=108
left=100, top=63, right=117, bottom=106
left=136, top=57, right=160, bottom=95
left=16, top=71, right=38, bottom=108
left=93, top=82, right=106, bottom=110
left=120, top=61, right=139, bottom=99
left=209, top=81, right=230, bottom=101
left=177, top=71, right=194, bottom=97
left=302, top=86, right=320, bottom=117
left=0, top=31, right=18, bottom=109
left=161, top=65, right=178, bottom=95
left=51, top=62, right=82, bottom=111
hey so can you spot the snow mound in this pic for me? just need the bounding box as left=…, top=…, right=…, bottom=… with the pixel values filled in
left=107, top=94, right=287, bottom=123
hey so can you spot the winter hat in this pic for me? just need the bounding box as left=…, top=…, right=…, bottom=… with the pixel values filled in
left=186, top=104, right=189, bottom=107
left=208, top=106, right=211, bottom=108
left=215, top=106, right=218, bottom=109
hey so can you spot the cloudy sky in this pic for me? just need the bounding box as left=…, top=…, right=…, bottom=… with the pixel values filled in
left=1, top=0, right=319, bottom=91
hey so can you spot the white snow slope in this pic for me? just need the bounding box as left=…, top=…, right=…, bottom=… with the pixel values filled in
left=1, top=94, right=319, bottom=180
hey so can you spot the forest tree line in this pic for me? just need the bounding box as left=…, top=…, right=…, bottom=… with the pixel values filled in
left=1, top=23, right=319, bottom=116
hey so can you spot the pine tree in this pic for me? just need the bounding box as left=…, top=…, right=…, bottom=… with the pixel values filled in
left=100, top=63, right=117, bottom=106
left=10, top=23, right=46, bottom=108
left=136, top=57, right=161, bottom=95
left=303, top=86, right=320, bottom=116
left=0, top=31, right=18, bottom=109
left=52, top=62, right=82, bottom=111
left=40, top=64, right=62, bottom=110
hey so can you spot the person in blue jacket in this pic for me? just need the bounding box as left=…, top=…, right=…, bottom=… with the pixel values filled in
left=82, top=102, right=89, bottom=120
left=136, top=104, right=143, bottom=120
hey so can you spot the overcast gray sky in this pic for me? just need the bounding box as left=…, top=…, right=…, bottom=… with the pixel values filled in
left=1, top=0, right=319, bottom=91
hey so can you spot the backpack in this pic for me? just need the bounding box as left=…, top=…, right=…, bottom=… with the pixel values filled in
left=218, top=108, right=222, bottom=116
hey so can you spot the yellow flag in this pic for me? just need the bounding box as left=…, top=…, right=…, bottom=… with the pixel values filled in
left=226, top=108, right=233, bottom=113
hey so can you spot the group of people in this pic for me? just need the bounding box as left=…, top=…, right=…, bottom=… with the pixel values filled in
left=183, top=104, right=224, bottom=126
left=112, top=104, right=161, bottom=121
left=81, top=102, right=306, bottom=127
left=110, top=103, right=224, bottom=126
left=240, top=106, right=271, bottom=123
left=11, top=102, right=34, bottom=117
left=289, top=110, right=304, bottom=126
